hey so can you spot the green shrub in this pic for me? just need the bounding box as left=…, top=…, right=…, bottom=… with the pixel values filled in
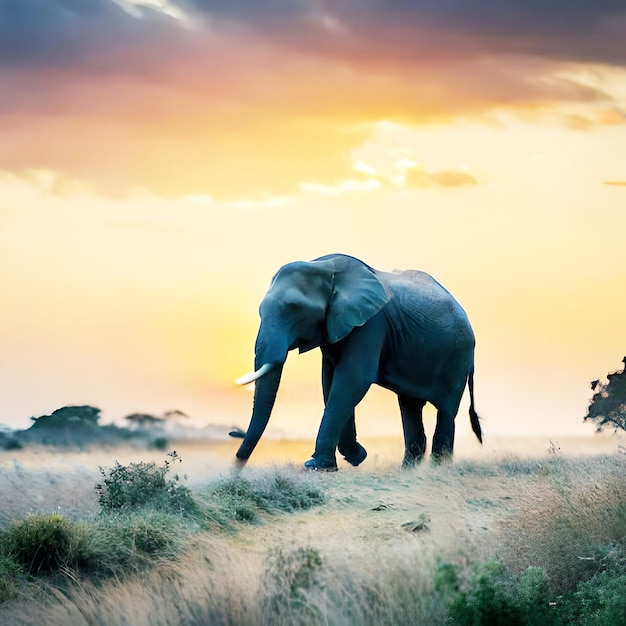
left=442, top=553, right=626, bottom=626
left=554, top=541, right=626, bottom=625
left=6, top=513, right=91, bottom=575
left=563, top=571, right=626, bottom=625
left=447, top=560, right=558, bottom=626
left=96, top=452, right=198, bottom=516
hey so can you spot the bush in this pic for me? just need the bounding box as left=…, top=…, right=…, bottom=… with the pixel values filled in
left=96, top=452, right=198, bottom=516
left=562, top=570, right=626, bottom=625
left=446, top=560, right=557, bottom=626
left=441, top=550, right=626, bottom=626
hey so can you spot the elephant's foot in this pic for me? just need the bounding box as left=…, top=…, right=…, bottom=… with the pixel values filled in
left=401, top=453, right=424, bottom=469
left=402, top=441, right=426, bottom=468
left=304, top=458, right=338, bottom=472
left=340, top=442, right=368, bottom=466
left=430, top=450, right=453, bottom=465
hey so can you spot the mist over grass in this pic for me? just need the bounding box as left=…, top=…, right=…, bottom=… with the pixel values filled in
left=0, top=441, right=624, bottom=625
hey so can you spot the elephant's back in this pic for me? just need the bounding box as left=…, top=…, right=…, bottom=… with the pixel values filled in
left=379, top=269, right=460, bottom=308
left=377, top=269, right=474, bottom=339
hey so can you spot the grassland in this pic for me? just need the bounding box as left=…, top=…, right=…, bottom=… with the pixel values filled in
left=0, top=440, right=624, bottom=625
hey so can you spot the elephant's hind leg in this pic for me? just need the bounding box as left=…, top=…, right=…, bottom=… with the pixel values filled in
left=398, top=395, right=427, bottom=467
left=432, top=408, right=455, bottom=462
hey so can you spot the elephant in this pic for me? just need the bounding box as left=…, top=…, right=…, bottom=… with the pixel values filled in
left=233, top=253, right=482, bottom=471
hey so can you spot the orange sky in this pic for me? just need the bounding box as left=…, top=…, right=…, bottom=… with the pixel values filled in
left=1, top=1, right=625, bottom=448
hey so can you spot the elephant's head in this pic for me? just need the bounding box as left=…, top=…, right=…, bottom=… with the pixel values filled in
left=234, top=254, right=391, bottom=464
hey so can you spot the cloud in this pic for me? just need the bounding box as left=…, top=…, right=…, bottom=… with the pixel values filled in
left=300, top=178, right=382, bottom=196
left=604, top=181, right=626, bottom=186
left=299, top=158, right=478, bottom=195
left=404, top=169, right=478, bottom=189
left=0, top=0, right=624, bottom=198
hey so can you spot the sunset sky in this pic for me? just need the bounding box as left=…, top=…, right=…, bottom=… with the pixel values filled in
left=1, top=1, right=625, bottom=447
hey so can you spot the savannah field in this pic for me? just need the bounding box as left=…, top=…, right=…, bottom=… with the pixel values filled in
left=0, top=436, right=625, bottom=626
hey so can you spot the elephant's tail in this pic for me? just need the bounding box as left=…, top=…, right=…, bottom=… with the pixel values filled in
left=468, top=367, right=483, bottom=444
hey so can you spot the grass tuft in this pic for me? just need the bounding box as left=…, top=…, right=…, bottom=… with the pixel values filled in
left=5, top=513, right=91, bottom=575
left=0, top=552, right=23, bottom=603
left=207, top=470, right=326, bottom=526
left=84, top=510, right=194, bottom=577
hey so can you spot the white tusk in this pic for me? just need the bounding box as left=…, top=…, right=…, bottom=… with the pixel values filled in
left=235, top=363, right=274, bottom=386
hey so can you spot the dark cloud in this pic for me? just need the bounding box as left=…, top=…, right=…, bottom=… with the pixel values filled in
left=0, top=0, right=187, bottom=70
left=186, top=0, right=626, bottom=66
left=186, top=0, right=314, bottom=18
left=2, top=0, right=626, bottom=73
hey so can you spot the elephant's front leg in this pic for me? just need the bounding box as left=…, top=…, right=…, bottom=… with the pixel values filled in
left=321, top=355, right=367, bottom=467
left=337, top=413, right=368, bottom=466
left=306, top=393, right=368, bottom=470
left=306, top=354, right=376, bottom=470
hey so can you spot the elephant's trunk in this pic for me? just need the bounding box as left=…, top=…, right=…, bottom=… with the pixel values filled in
left=236, top=324, right=289, bottom=463
left=235, top=362, right=284, bottom=461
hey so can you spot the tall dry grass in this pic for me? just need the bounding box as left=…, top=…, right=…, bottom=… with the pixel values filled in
left=497, top=455, right=626, bottom=593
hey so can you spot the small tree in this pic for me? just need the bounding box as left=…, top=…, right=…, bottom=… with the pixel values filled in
left=585, top=357, right=626, bottom=433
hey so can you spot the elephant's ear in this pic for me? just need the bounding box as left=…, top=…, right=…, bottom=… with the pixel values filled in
left=316, top=255, right=391, bottom=344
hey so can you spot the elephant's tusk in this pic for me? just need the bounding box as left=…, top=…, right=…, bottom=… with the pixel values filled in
left=235, top=363, right=274, bottom=386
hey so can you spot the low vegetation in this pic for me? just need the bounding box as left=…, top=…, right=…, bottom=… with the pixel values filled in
left=0, top=453, right=327, bottom=608
left=0, top=447, right=624, bottom=624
